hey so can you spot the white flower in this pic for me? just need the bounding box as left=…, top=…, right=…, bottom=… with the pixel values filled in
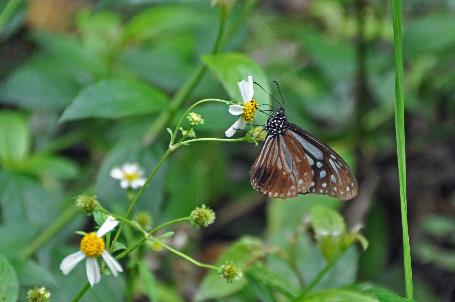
left=110, top=162, right=146, bottom=189
left=60, top=216, right=123, bottom=287
left=225, top=75, right=258, bottom=137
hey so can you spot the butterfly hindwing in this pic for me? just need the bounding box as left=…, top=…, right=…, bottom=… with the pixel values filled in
left=287, top=124, right=358, bottom=200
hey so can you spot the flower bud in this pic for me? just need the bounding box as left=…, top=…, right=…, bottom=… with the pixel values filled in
left=247, top=126, right=267, bottom=142
left=76, top=194, right=98, bottom=214
left=27, top=287, right=51, bottom=302
left=134, top=211, right=152, bottom=229
left=219, top=261, right=243, bottom=283
left=190, top=205, right=215, bottom=228
left=180, top=127, right=196, bottom=138
left=187, top=112, right=205, bottom=126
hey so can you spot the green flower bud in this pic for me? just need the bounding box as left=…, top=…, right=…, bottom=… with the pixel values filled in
left=187, top=112, right=205, bottom=126
left=219, top=261, right=243, bottom=283
left=76, top=194, right=98, bottom=214
left=27, top=287, right=51, bottom=302
left=134, top=211, right=152, bottom=229
left=247, top=126, right=267, bottom=142
left=190, top=204, right=215, bottom=228
left=180, top=127, right=196, bottom=138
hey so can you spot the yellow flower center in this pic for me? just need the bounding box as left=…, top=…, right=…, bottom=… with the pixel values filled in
left=243, top=100, right=258, bottom=122
left=80, top=232, right=105, bottom=257
left=124, top=171, right=140, bottom=182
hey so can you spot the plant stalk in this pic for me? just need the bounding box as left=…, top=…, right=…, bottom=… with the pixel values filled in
left=391, top=0, right=413, bottom=298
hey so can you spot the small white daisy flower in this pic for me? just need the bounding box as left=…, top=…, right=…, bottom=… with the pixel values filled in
left=225, top=75, right=259, bottom=137
left=110, top=162, right=146, bottom=189
left=59, top=216, right=123, bottom=287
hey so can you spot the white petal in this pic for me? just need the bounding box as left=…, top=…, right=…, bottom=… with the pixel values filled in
left=120, top=180, right=130, bottom=189
left=110, top=168, right=123, bottom=180
left=131, top=178, right=146, bottom=189
left=101, top=251, right=123, bottom=276
left=96, top=215, right=119, bottom=237
left=228, top=104, right=244, bottom=115
left=86, top=258, right=101, bottom=287
left=225, top=117, right=246, bottom=137
left=237, top=76, right=254, bottom=103
left=60, top=251, right=85, bottom=275
left=123, top=162, right=139, bottom=174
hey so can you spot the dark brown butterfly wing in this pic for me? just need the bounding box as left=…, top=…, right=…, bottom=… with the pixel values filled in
left=287, top=124, right=358, bottom=200
left=250, top=125, right=358, bottom=200
left=250, top=135, right=313, bottom=198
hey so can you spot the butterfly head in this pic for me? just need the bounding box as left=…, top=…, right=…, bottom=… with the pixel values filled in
left=265, top=106, right=288, bottom=136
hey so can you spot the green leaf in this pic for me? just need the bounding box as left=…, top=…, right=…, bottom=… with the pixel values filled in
left=138, top=261, right=158, bottom=302
left=124, top=5, right=209, bottom=41
left=351, top=284, right=415, bottom=302
left=195, top=237, right=264, bottom=301
left=311, top=205, right=346, bottom=237
left=0, top=254, right=19, bottom=302
left=300, top=289, right=378, bottom=302
left=164, top=143, right=227, bottom=220
left=0, top=111, right=30, bottom=165
left=0, top=171, right=58, bottom=228
left=15, top=154, right=79, bottom=180
left=0, top=64, right=81, bottom=111
left=60, top=79, right=169, bottom=121
left=246, top=263, right=298, bottom=298
left=0, top=223, right=38, bottom=258
left=12, top=260, right=56, bottom=287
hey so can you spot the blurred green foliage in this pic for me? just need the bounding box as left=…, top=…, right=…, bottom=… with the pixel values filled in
left=0, top=0, right=454, bottom=301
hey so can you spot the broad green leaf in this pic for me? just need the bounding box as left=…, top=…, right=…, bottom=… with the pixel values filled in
left=0, top=254, right=19, bottom=302
left=195, top=237, right=264, bottom=301
left=60, top=79, right=169, bottom=121
left=311, top=205, right=346, bottom=237
left=12, top=260, right=56, bottom=287
left=404, top=14, right=455, bottom=58
left=299, top=289, right=378, bottom=302
left=0, top=111, right=29, bottom=165
left=246, top=263, right=298, bottom=299
left=124, top=5, right=209, bottom=41
left=350, top=284, right=415, bottom=302
left=15, top=154, right=79, bottom=180
left=0, top=171, right=58, bottom=228
left=0, top=223, right=38, bottom=258
left=138, top=261, right=158, bottom=302
left=164, top=143, right=228, bottom=220
left=202, top=52, right=270, bottom=102
left=0, top=64, right=80, bottom=111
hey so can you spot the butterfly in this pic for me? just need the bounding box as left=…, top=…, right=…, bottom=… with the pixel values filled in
left=250, top=89, right=358, bottom=201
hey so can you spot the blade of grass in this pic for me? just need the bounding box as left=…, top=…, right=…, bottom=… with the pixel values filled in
left=391, top=0, right=413, bottom=299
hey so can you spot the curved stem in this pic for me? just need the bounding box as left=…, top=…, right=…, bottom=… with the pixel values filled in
left=171, top=98, right=231, bottom=144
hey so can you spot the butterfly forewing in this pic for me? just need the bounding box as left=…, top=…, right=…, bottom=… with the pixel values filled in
left=251, top=135, right=313, bottom=198
left=250, top=120, right=358, bottom=200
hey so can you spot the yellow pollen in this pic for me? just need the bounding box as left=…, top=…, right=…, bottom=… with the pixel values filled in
left=243, top=100, right=258, bottom=122
left=80, top=232, right=105, bottom=257
left=124, top=171, right=140, bottom=181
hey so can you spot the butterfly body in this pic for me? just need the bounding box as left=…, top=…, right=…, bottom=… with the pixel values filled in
left=250, top=107, right=358, bottom=200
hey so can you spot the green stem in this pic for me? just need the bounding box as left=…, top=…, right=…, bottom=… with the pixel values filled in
left=71, top=217, right=193, bottom=301
left=150, top=237, right=219, bottom=271
left=142, top=7, right=227, bottom=145
left=110, top=148, right=173, bottom=247
left=0, top=0, right=22, bottom=31
left=391, top=0, right=413, bottom=298
left=19, top=204, right=78, bottom=260
left=171, top=98, right=231, bottom=144
left=296, top=251, right=346, bottom=299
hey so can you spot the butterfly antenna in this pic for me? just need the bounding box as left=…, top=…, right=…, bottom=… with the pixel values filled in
left=273, top=81, right=285, bottom=106
left=253, top=81, right=282, bottom=107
